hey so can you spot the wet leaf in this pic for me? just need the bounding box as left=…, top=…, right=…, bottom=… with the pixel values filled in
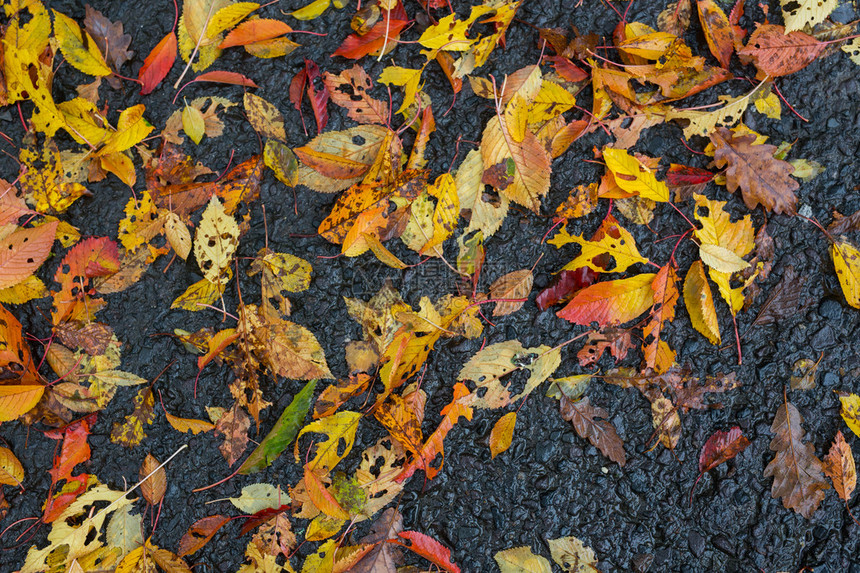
left=139, top=453, right=167, bottom=505
left=603, top=148, right=670, bottom=202
left=182, top=103, right=206, bottom=144
left=489, top=270, right=533, bottom=316
left=549, top=214, right=649, bottom=274
left=52, top=10, right=111, bottom=77
left=683, top=260, right=720, bottom=345
left=490, top=412, right=517, bottom=458
left=557, top=273, right=657, bottom=327
left=823, top=430, right=856, bottom=503
left=691, top=426, right=750, bottom=499
left=764, top=399, right=828, bottom=518
left=547, top=535, right=599, bottom=572
left=215, top=403, right=250, bottom=466
left=830, top=238, right=860, bottom=309
left=178, top=515, right=230, bottom=557
left=295, top=410, right=361, bottom=472
left=194, top=196, right=239, bottom=285
left=697, top=0, right=733, bottom=68
left=495, top=546, right=552, bottom=573
left=0, top=447, right=24, bottom=486
left=139, top=33, right=178, bottom=94
left=0, top=221, right=57, bottom=290
left=229, top=483, right=287, bottom=513
left=780, top=0, right=838, bottom=33
left=838, top=392, right=860, bottom=438
left=558, top=395, right=626, bottom=466
left=239, top=379, right=316, bottom=474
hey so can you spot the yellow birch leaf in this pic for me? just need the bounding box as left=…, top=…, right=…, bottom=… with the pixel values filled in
left=378, top=66, right=423, bottom=114
left=207, top=2, right=260, bottom=37
left=294, top=411, right=362, bottom=472
left=164, top=212, right=192, bottom=260
left=495, top=546, right=552, bottom=573
left=52, top=10, right=112, bottom=76
left=754, top=91, right=781, bottom=120
left=698, top=243, right=751, bottom=273
left=528, top=80, right=576, bottom=124
left=100, top=105, right=154, bottom=155
left=0, top=447, right=24, bottom=486
left=481, top=116, right=551, bottom=212
left=831, top=239, right=860, bottom=309
left=838, top=392, right=860, bottom=439
left=418, top=5, right=493, bottom=51
left=193, top=197, right=239, bottom=285
left=490, top=411, right=516, bottom=458
left=781, top=0, right=838, bottom=32
left=182, top=104, right=206, bottom=144
left=171, top=277, right=225, bottom=311
left=547, top=536, right=599, bottom=572
left=291, top=0, right=332, bottom=20
left=842, top=38, right=860, bottom=66
left=549, top=214, right=649, bottom=274
left=603, top=148, right=670, bottom=202
left=0, top=276, right=48, bottom=305
left=668, top=83, right=763, bottom=138
left=683, top=260, right=720, bottom=345
left=0, top=385, right=44, bottom=422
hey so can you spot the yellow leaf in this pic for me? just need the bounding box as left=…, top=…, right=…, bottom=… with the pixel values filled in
left=495, top=546, right=552, bottom=573
left=490, top=412, right=516, bottom=458
left=842, top=38, right=860, bottom=66
left=0, top=275, right=47, bottom=305
left=244, top=93, right=286, bottom=141
left=171, top=277, right=225, bottom=311
left=58, top=98, right=111, bottom=147
left=547, top=536, right=599, bottom=572
left=668, top=82, right=764, bottom=139
left=193, top=197, right=239, bottom=285
left=754, top=91, right=781, bottom=120
left=52, top=10, right=112, bottom=76
left=693, top=193, right=754, bottom=257
left=378, top=66, right=423, bottom=114
left=698, top=243, right=751, bottom=273
left=118, top=192, right=164, bottom=252
left=400, top=192, right=435, bottom=254
left=528, top=80, right=576, bottom=124
left=838, top=392, right=860, bottom=439
left=294, top=411, right=362, bottom=472
left=264, top=140, right=298, bottom=187
left=549, top=214, right=649, bottom=274
left=291, top=0, right=332, bottom=20
left=164, top=212, right=192, bottom=260
left=683, top=260, right=720, bottom=345
left=418, top=5, right=493, bottom=51
left=781, top=0, right=838, bottom=32
left=100, top=152, right=137, bottom=188
left=182, top=104, right=206, bottom=144
left=0, top=446, right=24, bottom=486
left=455, top=149, right=509, bottom=237
left=831, top=239, right=860, bottom=309
left=420, top=173, right=459, bottom=255
left=0, top=385, right=44, bottom=422
left=248, top=248, right=312, bottom=317
left=618, top=31, right=678, bottom=59
left=481, top=116, right=551, bottom=212
left=165, top=411, right=215, bottom=434
left=603, top=148, right=669, bottom=202
left=207, top=2, right=260, bottom=37
left=100, top=105, right=153, bottom=155
left=364, top=234, right=407, bottom=269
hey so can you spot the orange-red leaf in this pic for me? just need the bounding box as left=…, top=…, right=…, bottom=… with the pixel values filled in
left=557, top=273, right=656, bottom=327
left=45, top=414, right=95, bottom=484
left=738, top=24, right=825, bottom=77
left=0, top=221, right=58, bottom=290
left=697, top=0, right=734, bottom=68
left=192, top=71, right=259, bottom=87
left=823, top=430, right=856, bottom=502
left=642, top=264, right=679, bottom=373
left=691, top=426, right=750, bottom=501
left=220, top=19, right=292, bottom=48
left=139, top=32, right=177, bottom=95
left=395, top=530, right=462, bottom=573
left=178, top=515, right=230, bottom=557
left=333, top=6, right=409, bottom=60
left=304, top=465, right=350, bottom=519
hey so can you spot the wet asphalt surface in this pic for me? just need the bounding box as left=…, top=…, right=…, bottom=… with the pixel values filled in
left=2, top=0, right=860, bottom=571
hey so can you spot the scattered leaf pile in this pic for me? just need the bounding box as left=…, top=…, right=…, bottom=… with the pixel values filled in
left=0, top=0, right=859, bottom=570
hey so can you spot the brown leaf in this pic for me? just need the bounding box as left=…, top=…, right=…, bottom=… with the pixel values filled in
left=823, top=430, right=856, bottom=502
left=738, top=24, right=825, bottom=77
left=352, top=507, right=404, bottom=573
left=658, top=0, right=692, bottom=37
left=178, top=515, right=230, bottom=557
left=139, top=453, right=167, bottom=505
left=763, top=399, right=829, bottom=518
left=710, top=127, right=798, bottom=215
left=576, top=328, right=634, bottom=367
left=559, top=395, right=626, bottom=466
left=690, top=426, right=750, bottom=502
left=489, top=269, right=533, bottom=316
left=215, top=404, right=250, bottom=466
left=324, top=65, right=388, bottom=125
left=83, top=5, right=133, bottom=88
left=751, top=266, right=811, bottom=326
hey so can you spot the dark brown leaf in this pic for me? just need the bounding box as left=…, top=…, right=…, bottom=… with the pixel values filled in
left=751, top=266, right=810, bottom=326
left=559, top=396, right=626, bottom=466
left=84, top=5, right=133, bottom=88
left=763, top=399, right=828, bottom=518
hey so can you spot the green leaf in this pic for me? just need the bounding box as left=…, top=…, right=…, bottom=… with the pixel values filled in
left=238, top=379, right=316, bottom=474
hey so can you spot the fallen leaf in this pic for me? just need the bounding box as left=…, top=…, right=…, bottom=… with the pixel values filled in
left=763, top=399, right=828, bottom=518
left=547, top=535, right=599, bottom=573
left=139, top=453, right=167, bottom=505
left=559, top=395, right=626, bottom=466
left=490, top=411, right=517, bottom=458
left=178, top=515, right=230, bottom=557
left=697, top=0, right=733, bottom=68
left=139, top=33, right=178, bottom=94
left=193, top=196, right=239, bottom=285
left=557, top=273, right=657, bottom=327
left=830, top=238, right=860, bottom=309
left=683, top=260, right=720, bottom=345
left=690, top=426, right=750, bottom=501
left=495, top=546, right=552, bottom=573
left=52, top=10, right=112, bottom=77
left=489, top=270, right=533, bottom=316
left=0, top=221, right=58, bottom=290
left=0, top=447, right=24, bottom=487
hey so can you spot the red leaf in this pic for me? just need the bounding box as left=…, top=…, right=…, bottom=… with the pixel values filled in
left=546, top=56, right=589, bottom=82
left=239, top=504, right=290, bottom=536
left=192, top=71, right=259, bottom=88
left=738, top=24, right=826, bottom=77
left=333, top=3, right=409, bottom=59
left=666, top=164, right=714, bottom=187
left=394, top=530, right=461, bottom=573
left=220, top=19, right=292, bottom=48
left=178, top=515, right=231, bottom=557
left=289, top=68, right=307, bottom=112
left=55, top=237, right=120, bottom=283
left=46, top=414, right=96, bottom=485
left=42, top=473, right=88, bottom=523
left=690, top=426, right=750, bottom=503
left=536, top=267, right=597, bottom=310
left=139, top=32, right=177, bottom=95
left=304, top=59, right=329, bottom=132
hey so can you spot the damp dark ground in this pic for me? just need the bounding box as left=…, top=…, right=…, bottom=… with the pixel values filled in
left=2, top=0, right=860, bottom=571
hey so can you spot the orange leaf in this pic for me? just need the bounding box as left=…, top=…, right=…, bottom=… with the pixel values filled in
left=45, top=415, right=95, bottom=484
left=220, top=19, right=292, bottom=48
left=697, top=0, right=734, bottom=68
left=489, top=411, right=516, bottom=459
left=823, top=430, right=856, bottom=502
left=324, top=66, right=389, bottom=126
left=139, top=32, right=177, bottom=95
left=0, top=385, right=44, bottom=423
left=165, top=411, right=215, bottom=435
left=333, top=9, right=409, bottom=60
left=557, top=273, right=656, bottom=327
left=738, top=24, right=825, bottom=77
left=304, top=465, right=350, bottom=519
left=192, top=71, right=259, bottom=87
left=178, top=515, right=230, bottom=557
left=0, top=221, right=58, bottom=290
left=139, top=453, right=167, bottom=505
left=642, top=264, right=679, bottom=373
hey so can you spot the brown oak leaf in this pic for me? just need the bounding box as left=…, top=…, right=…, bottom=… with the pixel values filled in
left=710, top=127, right=798, bottom=215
